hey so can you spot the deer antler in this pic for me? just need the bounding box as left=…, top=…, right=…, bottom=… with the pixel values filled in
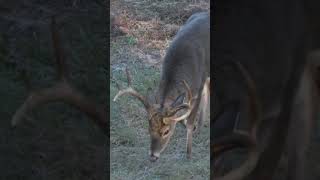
left=11, top=16, right=107, bottom=134
left=213, top=61, right=261, bottom=180
left=213, top=131, right=256, bottom=157
left=113, top=67, right=151, bottom=110
left=171, top=80, right=194, bottom=121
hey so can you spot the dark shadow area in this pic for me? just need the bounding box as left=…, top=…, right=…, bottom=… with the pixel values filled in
left=0, top=1, right=107, bottom=179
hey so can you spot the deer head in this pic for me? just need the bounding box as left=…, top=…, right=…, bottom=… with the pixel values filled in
left=113, top=69, right=193, bottom=162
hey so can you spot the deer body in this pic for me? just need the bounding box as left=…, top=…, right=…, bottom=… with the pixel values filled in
left=154, top=11, right=210, bottom=160
left=114, top=12, right=210, bottom=161
left=159, top=12, right=210, bottom=105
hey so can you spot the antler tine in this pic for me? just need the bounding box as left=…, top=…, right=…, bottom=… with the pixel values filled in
left=111, top=76, right=122, bottom=90
left=125, top=67, right=132, bottom=86
left=11, top=17, right=107, bottom=135
left=206, top=77, right=210, bottom=95
left=172, top=80, right=193, bottom=121
left=152, top=80, right=159, bottom=103
left=213, top=131, right=256, bottom=157
left=19, top=68, right=32, bottom=91
left=153, top=79, right=157, bottom=87
left=213, top=61, right=261, bottom=180
left=12, top=82, right=107, bottom=131
left=51, top=16, right=68, bottom=80
left=234, top=61, right=260, bottom=138
left=182, top=80, right=192, bottom=105
left=114, top=80, right=121, bottom=90
left=113, top=69, right=151, bottom=111
left=113, top=87, right=150, bottom=110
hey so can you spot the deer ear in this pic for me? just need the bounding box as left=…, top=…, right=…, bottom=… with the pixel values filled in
left=170, top=93, right=185, bottom=108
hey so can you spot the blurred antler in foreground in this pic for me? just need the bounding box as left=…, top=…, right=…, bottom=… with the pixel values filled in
left=11, top=16, right=107, bottom=135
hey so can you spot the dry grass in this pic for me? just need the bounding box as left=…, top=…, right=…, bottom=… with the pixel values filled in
left=111, top=0, right=210, bottom=59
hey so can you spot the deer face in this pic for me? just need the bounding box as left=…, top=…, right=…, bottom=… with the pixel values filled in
left=114, top=76, right=193, bottom=162
left=148, top=102, right=188, bottom=162
left=148, top=109, right=177, bottom=161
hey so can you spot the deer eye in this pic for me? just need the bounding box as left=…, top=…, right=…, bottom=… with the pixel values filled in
left=163, top=129, right=170, bottom=136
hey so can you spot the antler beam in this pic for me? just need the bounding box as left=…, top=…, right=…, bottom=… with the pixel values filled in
left=113, top=67, right=151, bottom=110
left=213, top=61, right=261, bottom=180
left=12, top=16, right=107, bottom=135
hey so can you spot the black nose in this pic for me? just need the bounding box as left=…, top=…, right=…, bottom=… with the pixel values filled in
left=150, top=154, right=159, bottom=162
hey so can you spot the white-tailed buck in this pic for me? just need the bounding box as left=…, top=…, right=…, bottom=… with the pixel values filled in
left=212, top=0, right=320, bottom=179
left=114, top=12, right=210, bottom=161
left=11, top=17, right=107, bottom=135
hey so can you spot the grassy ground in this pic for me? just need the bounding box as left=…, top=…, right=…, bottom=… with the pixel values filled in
left=110, top=0, right=210, bottom=179
left=0, top=1, right=107, bottom=179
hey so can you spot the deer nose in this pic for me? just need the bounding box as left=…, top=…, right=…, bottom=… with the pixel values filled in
left=150, top=154, right=159, bottom=162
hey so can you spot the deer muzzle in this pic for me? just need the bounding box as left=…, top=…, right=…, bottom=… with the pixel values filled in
left=149, top=150, right=160, bottom=162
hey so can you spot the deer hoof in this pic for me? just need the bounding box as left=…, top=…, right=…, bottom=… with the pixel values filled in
left=187, top=154, right=192, bottom=159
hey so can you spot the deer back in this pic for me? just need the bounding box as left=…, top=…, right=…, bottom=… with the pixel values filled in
left=158, top=12, right=210, bottom=106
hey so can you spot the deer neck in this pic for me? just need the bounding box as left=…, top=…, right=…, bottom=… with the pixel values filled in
left=157, top=80, right=185, bottom=109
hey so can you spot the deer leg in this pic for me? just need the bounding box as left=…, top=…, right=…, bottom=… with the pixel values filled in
left=196, top=79, right=210, bottom=134
left=186, top=114, right=196, bottom=159
left=287, top=66, right=314, bottom=180
left=186, top=125, right=193, bottom=159
left=287, top=97, right=310, bottom=180
left=186, top=96, right=201, bottom=159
